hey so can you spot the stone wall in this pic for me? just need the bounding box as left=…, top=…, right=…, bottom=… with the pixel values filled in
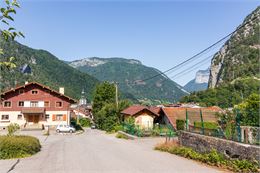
left=178, top=131, right=260, bottom=163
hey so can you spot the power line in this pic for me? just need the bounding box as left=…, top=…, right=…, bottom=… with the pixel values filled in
left=127, top=15, right=259, bottom=85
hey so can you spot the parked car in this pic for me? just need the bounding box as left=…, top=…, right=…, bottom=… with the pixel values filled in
left=56, top=124, right=76, bottom=133
left=91, top=124, right=96, bottom=129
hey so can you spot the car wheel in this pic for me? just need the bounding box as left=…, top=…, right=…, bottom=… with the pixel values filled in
left=56, top=129, right=60, bottom=133
left=69, top=129, right=73, bottom=133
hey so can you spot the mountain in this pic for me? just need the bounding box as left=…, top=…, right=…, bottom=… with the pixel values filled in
left=208, top=7, right=260, bottom=88
left=0, top=39, right=99, bottom=99
left=184, top=69, right=209, bottom=92
left=68, top=57, right=188, bottom=102
left=181, top=7, right=260, bottom=108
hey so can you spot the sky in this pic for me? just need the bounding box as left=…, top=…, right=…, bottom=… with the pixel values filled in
left=10, top=0, right=259, bottom=86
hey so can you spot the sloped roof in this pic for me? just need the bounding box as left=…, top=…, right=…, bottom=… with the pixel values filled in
left=1, top=82, right=77, bottom=103
left=162, top=107, right=222, bottom=128
left=121, top=105, right=160, bottom=117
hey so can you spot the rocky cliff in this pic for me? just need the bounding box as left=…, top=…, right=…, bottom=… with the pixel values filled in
left=184, top=69, right=209, bottom=92
left=208, top=7, right=260, bottom=88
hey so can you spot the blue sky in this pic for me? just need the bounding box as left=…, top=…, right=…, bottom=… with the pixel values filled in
left=13, top=0, right=259, bottom=85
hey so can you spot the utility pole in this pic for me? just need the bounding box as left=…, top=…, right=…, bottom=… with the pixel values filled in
left=115, top=82, right=119, bottom=110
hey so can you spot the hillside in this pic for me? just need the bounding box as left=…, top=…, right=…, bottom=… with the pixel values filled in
left=0, top=39, right=99, bottom=99
left=184, top=69, right=209, bottom=92
left=181, top=7, right=260, bottom=108
left=208, top=7, right=260, bottom=88
left=68, top=57, right=188, bottom=102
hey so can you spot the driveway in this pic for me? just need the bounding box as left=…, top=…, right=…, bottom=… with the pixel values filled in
left=0, top=129, right=225, bottom=173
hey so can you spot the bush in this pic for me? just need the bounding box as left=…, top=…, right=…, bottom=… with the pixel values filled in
left=70, top=118, right=83, bottom=131
left=79, top=118, right=91, bottom=127
left=194, top=122, right=218, bottom=130
left=7, top=123, right=20, bottom=136
left=176, top=119, right=185, bottom=130
left=155, top=142, right=259, bottom=173
left=0, top=135, right=41, bottom=159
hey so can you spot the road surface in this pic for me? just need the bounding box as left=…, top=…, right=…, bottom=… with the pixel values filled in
left=0, top=129, right=225, bottom=173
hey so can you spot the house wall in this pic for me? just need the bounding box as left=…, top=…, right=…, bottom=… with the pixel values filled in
left=133, top=110, right=155, bottom=129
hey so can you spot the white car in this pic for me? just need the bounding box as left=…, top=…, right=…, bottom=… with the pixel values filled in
left=56, top=124, right=76, bottom=133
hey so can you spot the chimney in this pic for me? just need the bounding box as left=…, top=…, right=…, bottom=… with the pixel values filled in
left=59, top=87, right=64, bottom=95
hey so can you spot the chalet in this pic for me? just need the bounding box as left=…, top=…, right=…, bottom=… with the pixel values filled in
left=0, top=82, right=77, bottom=130
left=121, top=105, right=161, bottom=129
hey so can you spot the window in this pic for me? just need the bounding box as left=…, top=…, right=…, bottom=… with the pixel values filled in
left=30, top=101, right=39, bottom=107
left=17, top=114, right=22, bottom=120
left=31, top=90, right=38, bottom=94
left=45, top=114, right=50, bottom=119
left=3, top=101, right=11, bottom=108
left=56, top=114, right=63, bottom=121
left=18, top=101, right=24, bottom=107
left=19, top=89, right=25, bottom=94
left=1, top=115, right=9, bottom=120
left=44, top=101, right=50, bottom=107
left=55, top=101, right=62, bottom=108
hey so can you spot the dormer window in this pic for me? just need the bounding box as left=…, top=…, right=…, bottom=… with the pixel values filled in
left=32, top=90, right=38, bottom=94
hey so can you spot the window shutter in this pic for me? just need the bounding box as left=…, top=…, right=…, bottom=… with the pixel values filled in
left=52, top=114, right=56, bottom=121
left=63, top=114, right=66, bottom=121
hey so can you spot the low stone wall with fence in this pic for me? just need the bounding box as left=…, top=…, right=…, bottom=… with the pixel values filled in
left=178, top=131, right=260, bottom=163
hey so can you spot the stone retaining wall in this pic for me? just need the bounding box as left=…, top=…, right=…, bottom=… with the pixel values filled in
left=178, top=131, right=260, bottom=163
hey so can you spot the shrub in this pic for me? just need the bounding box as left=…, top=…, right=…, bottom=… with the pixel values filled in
left=194, top=122, right=218, bottom=130
left=7, top=123, right=20, bottom=136
left=155, top=142, right=259, bottom=173
left=71, top=118, right=83, bottom=131
left=79, top=118, right=91, bottom=127
left=176, top=119, right=185, bottom=130
left=0, top=135, right=41, bottom=159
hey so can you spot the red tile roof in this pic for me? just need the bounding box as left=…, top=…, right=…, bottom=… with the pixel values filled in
left=121, top=105, right=160, bottom=117
left=162, top=107, right=222, bottom=129
left=1, top=82, right=77, bottom=103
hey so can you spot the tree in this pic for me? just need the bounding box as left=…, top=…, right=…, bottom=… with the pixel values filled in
left=92, top=81, right=131, bottom=131
left=237, top=93, right=260, bottom=127
left=0, top=0, right=24, bottom=69
left=92, top=81, right=116, bottom=114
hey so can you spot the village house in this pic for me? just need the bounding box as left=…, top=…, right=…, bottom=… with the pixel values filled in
left=121, top=105, right=161, bottom=129
left=0, top=82, right=77, bottom=130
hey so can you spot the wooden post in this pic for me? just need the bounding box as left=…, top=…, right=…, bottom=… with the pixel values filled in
left=200, top=109, right=204, bottom=135
left=185, top=109, right=188, bottom=130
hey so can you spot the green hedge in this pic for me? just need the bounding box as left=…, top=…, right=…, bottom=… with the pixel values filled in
left=176, top=119, right=185, bottom=130
left=194, top=122, right=218, bottom=130
left=0, top=135, right=41, bottom=159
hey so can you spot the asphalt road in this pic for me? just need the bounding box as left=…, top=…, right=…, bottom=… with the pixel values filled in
left=0, top=129, right=225, bottom=173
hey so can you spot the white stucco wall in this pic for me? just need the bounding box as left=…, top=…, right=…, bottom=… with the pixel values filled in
left=135, top=114, right=154, bottom=129
left=0, top=111, right=70, bottom=128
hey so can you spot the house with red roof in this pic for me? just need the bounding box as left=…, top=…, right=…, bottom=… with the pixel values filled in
left=121, top=105, right=161, bottom=129
left=0, top=82, right=77, bottom=130
left=161, top=106, right=222, bottom=130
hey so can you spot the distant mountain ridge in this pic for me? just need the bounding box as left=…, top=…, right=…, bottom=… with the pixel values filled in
left=184, top=69, right=209, bottom=92
left=0, top=39, right=99, bottom=99
left=68, top=57, right=188, bottom=102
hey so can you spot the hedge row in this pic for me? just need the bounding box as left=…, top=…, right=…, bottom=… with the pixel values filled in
left=194, top=122, right=218, bottom=130
left=0, top=135, right=41, bottom=159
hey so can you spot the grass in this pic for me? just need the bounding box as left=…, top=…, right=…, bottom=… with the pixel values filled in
left=155, top=141, right=259, bottom=173
left=116, top=133, right=129, bottom=140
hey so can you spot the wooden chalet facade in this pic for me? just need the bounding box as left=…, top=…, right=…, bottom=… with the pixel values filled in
left=0, top=82, right=77, bottom=129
